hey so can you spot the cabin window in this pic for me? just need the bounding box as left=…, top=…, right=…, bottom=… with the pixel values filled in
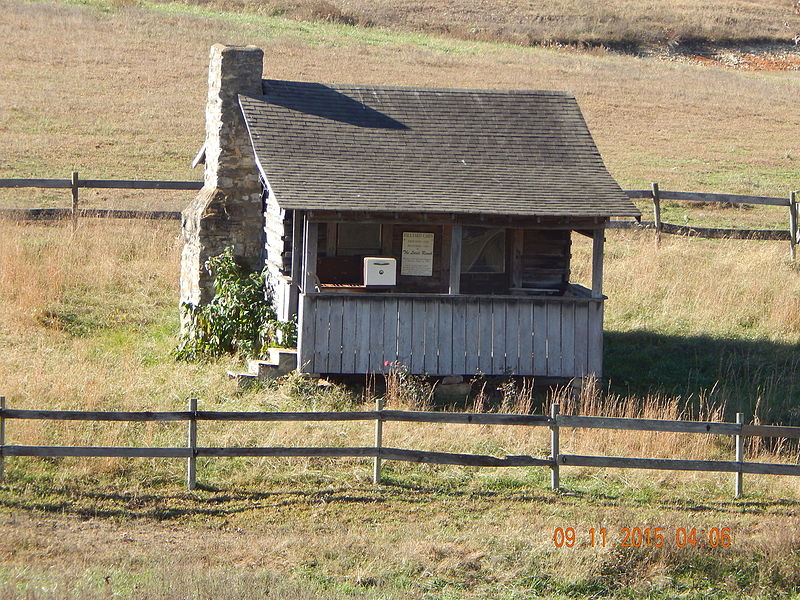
left=462, top=227, right=506, bottom=273
left=336, top=223, right=382, bottom=256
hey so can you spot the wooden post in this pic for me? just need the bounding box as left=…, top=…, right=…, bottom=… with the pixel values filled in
left=297, top=217, right=319, bottom=370
left=449, top=223, right=462, bottom=295
left=0, top=396, right=5, bottom=483
left=302, top=217, right=319, bottom=294
left=735, top=412, right=744, bottom=498
left=790, top=191, right=798, bottom=261
left=373, top=396, right=384, bottom=484
left=288, top=210, right=304, bottom=319
left=511, top=228, right=524, bottom=290
left=591, top=227, right=604, bottom=299
left=70, top=171, right=79, bottom=230
left=187, top=398, right=197, bottom=490
left=550, top=403, right=560, bottom=491
left=651, top=182, right=662, bottom=246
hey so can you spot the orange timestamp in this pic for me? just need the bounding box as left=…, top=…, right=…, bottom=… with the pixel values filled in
left=553, top=526, right=733, bottom=549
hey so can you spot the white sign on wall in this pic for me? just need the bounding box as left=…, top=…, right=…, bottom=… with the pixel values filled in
left=401, top=232, right=434, bottom=277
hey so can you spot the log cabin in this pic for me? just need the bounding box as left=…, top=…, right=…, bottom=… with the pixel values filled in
left=181, top=44, right=640, bottom=382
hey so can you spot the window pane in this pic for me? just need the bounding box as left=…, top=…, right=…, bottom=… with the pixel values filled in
left=462, top=227, right=505, bottom=273
left=337, top=223, right=382, bottom=256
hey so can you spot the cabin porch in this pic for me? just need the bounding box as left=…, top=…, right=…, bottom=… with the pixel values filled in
left=282, top=212, right=608, bottom=379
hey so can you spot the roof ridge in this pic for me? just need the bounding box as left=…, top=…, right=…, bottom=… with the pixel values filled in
left=261, top=79, right=575, bottom=97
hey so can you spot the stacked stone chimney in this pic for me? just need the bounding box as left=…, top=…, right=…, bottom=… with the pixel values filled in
left=180, top=44, right=265, bottom=317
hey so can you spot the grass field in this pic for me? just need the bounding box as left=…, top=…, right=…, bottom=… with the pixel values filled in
left=160, top=0, right=800, bottom=49
left=1, top=0, right=799, bottom=213
left=1, top=0, right=800, bottom=598
left=1, top=219, right=799, bottom=598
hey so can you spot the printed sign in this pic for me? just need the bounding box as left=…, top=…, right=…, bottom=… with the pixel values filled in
left=401, top=232, right=434, bottom=277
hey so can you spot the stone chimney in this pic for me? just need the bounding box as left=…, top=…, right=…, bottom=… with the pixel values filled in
left=180, top=44, right=265, bottom=315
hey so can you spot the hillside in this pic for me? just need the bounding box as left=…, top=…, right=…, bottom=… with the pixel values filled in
left=1, top=1, right=800, bottom=599
left=164, top=0, right=800, bottom=49
left=1, top=0, right=798, bottom=213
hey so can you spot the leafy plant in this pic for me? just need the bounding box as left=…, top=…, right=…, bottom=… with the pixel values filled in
left=175, top=247, right=296, bottom=361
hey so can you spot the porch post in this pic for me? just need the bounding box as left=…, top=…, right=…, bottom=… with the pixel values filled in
left=302, top=216, right=318, bottom=293
left=297, top=215, right=318, bottom=372
left=591, top=226, right=605, bottom=299
left=449, top=223, right=462, bottom=295
left=287, top=210, right=304, bottom=319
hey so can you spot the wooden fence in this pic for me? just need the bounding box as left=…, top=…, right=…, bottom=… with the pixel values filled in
left=0, top=171, right=197, bottom=224
left=620, top=184, right=800, bottom=259
left=2, top=396, right=800, bottom=498
left=1, top=174, right=797, bottom=253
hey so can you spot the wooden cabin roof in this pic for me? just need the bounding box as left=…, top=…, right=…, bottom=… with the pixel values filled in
left=239, top=80, right=640, bottom=218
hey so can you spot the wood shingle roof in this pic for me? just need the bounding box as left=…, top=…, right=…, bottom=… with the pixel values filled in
left=239, top=80, right=639, bottom=218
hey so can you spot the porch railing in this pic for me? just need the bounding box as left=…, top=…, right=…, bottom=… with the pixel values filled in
left=298, top=287, right=602, bottom=377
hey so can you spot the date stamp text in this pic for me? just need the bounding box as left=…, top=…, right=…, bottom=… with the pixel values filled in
left=552, top=527, right=733, bottom=549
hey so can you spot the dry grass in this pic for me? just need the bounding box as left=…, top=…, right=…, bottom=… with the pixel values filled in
left=157, top=0, right=800, bottom=48
left=1, top=0, right=798, bottom=211
left=573, top=230, right=800, bottom=340
left=1, top=219, right=798, bottom=462
left=2, top=218, right=800, bottom=597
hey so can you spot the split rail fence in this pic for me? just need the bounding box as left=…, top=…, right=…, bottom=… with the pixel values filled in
left=2, top=174, right=797, bottom=255
left=2, top=396, right=800, bottom=498
left=619, top=184, right=800, bottom=259
left=0, top=172, right=199, bottom=225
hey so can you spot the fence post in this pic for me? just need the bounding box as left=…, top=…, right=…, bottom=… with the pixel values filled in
left=735, top=412, right=744, bottom=498
left=550, top=403, right=560, bottom=491
left=187, top=398, right=197, bottom=490
left=790, top=191, right=798, bottom=261
left=70, top=171, right=79, bottom=230
left=651, top=182, right=662, bottom=246
left=373, top=396, right=384, bottom=484
left=0, top=396, right=5, bottom=483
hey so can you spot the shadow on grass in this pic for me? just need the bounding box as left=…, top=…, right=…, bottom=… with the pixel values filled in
left=0, top=481, right=394, bottom=520
left=604, top=330, right=800, bottom=423
left=3, top=474, right=800, bottom=521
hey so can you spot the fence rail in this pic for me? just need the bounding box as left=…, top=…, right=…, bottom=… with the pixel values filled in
left=1, top=173, right=797, bottom=251
left=2, top=396, right=800, bottom=498
left=0, top=178, right=202, bottom=190
left=0, top=207, right=181, bottom=221
left=625, top=184, right=800, bottom=258
left=0, top=172, right=197, bottom=225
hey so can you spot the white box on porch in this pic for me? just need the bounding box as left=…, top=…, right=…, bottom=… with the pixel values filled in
left=363, top=257, right=396, bottom=286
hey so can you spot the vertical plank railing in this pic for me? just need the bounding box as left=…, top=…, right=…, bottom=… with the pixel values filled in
left=735, top=412, right=744, bottom=498
left=550, top=403, right=560, bottom=490
left=305, top=293, right=600, bottom=378
left=790, top=191, right=798, bottom=261
left=70, top=171, right=79, bottom=230
left=373, top=397, right=384, bottom=484
left=0, top=396, right=5, bottom=483
left=187, top=398, right=198, bottom=490
left=651, top=182, right=662, bottom=246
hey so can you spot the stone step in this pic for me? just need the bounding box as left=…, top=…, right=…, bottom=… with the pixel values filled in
left=241, top=348, right=299, bottom=381
left=224, top=349, right=299, bottom=389
left=226, top=370, right=259, bottom=390
left=268, top=347, right=298, bottom=372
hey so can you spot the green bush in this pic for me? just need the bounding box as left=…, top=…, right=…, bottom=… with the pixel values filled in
left=175, top=248, right=296, bottom=361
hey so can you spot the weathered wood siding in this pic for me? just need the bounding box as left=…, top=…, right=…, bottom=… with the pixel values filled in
left=521, top=229, right=570, bottom=290
left=298, top=292, right=603, bottom=378
left=263, top=195, right=294, bottom=320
